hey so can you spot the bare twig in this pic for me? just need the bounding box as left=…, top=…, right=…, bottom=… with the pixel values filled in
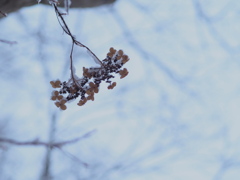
left=51, top=2, right=103, bottom=75
left=0, top=129, right=96, bottom=148
left=57, top=148, right=89, bottom=167
left=0, top=39, right=17, bottom=45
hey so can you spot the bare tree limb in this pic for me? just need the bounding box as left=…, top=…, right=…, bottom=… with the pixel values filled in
left=0, top=129, right=96, bottom=148
left=0, top=0, right=116, bottom=18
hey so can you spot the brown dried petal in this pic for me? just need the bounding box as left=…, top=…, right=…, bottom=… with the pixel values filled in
left=86, top=89, right=93, bottom=95
left=77, top=101, right=84, bottom=106
left=83, top=67, right=92, bottom=78
left=118, top=50, right=123, bottom=56
left=54, top=91, right=59, bottom=96
left=60, top=104, right=67, bottom=110
left=50, top=81, right=55, bottom=85
left=50, top=81, right=57, bottom=88
left=108, top=82, right=117, bottom=89
left=87, top=95, right=94, bottom=101
left=55, top=80, right=61, bottom=86
left=107, top=47, right=116, bottom=57
left=119, top=68, right=129, bottom=79
left=60, top=100, right=66, bottom=104
left=122, top=55, right=129, bottom=64
left=112, top=82, right=117, bottom=87
left=78, top=98, right=87, bottom=106
left=89, top=82, right=95, bottom=88
left=94, top=88, right=99, bottom=93
left=51, top=96, right=57, bottom=101
left=55, top=102, right=60, bottom=107
left=110, top=47, right=116, bottom=53
left=70, top=87, right=77, bottom=94
left=57, top=95, right=63, bottom=100
left=107, top=52, right=114, bottom=57
left=50, top=81, right=61, bottom=88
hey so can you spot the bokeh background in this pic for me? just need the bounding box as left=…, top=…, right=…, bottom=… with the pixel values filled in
left=1, top=0, right=240, bottom=179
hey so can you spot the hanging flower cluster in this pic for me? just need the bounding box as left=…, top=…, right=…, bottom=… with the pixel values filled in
left=50, top=47, right=129, bottom=110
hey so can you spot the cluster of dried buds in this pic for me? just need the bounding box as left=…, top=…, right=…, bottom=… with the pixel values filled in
left=50, top=47, right=129, bottom=110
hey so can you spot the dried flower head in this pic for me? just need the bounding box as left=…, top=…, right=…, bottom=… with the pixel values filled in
left=49, top=4, right=130, bottom=110
left=50, top=47, right=130, bottom=110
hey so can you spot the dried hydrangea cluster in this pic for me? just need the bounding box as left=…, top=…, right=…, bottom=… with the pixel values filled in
left=50, top=47, right=129, bottom=110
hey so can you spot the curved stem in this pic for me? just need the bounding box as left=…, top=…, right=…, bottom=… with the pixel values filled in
left=52, top=3, right=103, bottom=68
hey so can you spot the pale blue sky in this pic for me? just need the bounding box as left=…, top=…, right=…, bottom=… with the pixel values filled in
left=0, top=0, right=240, bottom=179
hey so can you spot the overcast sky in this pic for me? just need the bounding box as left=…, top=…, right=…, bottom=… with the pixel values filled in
left=0, top=0, right=240, bottom=180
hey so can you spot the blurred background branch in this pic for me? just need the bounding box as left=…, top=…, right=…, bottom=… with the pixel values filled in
left=0, top=129, right=96, bottom=148
left=0, top=0, right=116, bottom=18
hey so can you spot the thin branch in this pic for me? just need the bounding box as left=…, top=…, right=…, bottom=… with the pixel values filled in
left=0, top=129, right=96, bottom=148
left=52, top=2, right=103, bottom=66
left=0, top=39, right=17, bottom=45
left=57, top=147, right=88, bottom=167
left=0, top=0, right=116, bottom=19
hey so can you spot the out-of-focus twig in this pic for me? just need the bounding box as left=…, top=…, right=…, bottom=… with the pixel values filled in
left=57, top=147, right=89, bottom=167
left=0, top=39, right=17, bottom=45
left=0, top=0, right=116, bottom=19
left=0, top=129, right=96, bottom=148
